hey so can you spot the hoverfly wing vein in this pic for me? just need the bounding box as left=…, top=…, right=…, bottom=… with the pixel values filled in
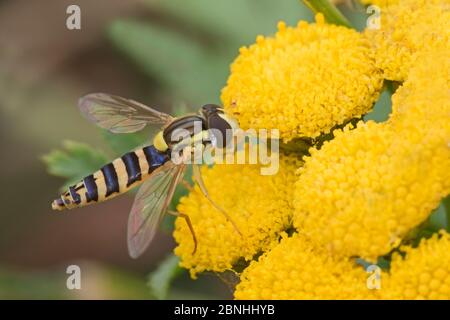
left=78, top=93, right=173, bottom=134
left=127, top=162, right=185, bottom=258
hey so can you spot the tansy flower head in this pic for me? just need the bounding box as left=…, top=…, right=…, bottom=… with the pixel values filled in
left=171, top=1, right=449, bottom=299
left=365, top=0, right=450, bottom=81
left=293, top=44, right=450, bottom=261
left=389, top=47, right=450, bottom=132
left=234, top=234, right=377, bottom=299
left=293, top=120, right=450, bottom=261
left=221, top=14, right=383, bottom=142
left=173, top=155, right=301, bottom=278
left=381, top=231, right=450, bottom=299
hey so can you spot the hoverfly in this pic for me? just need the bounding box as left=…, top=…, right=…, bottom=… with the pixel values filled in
left=51, top=93, right=241, bottom=258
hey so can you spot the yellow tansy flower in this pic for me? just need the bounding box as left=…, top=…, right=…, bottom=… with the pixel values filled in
left=389, top=47, right=450, bottom=132
left=293, top=44, right=450, bottom=261
left=172, top=1, right=449, bottom=299
left=381, top=232, right=450, bottom=299
left=293, top=120, right=450, bottom=261
left=173, top=155, right=301, bottom=278
left=221, top=14, right=383, bottom=142
left=235, top=234, right=377, bottom=299
left=365, top=0, right=450, bottom=81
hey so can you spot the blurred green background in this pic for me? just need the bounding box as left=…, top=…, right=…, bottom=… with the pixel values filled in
left=0, top=0, right=394, bottom=299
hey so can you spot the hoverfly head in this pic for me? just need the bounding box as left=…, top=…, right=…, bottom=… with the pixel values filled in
left=201, top=104, right=239, bottom=149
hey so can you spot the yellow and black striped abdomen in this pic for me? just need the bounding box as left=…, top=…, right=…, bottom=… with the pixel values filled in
left=52, top=145, right=169, bottom=210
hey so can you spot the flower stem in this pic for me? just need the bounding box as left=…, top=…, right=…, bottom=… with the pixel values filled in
left=302, top=0, right=353, bottom=28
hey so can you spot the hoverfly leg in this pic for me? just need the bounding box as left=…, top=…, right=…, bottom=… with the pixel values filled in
left=192, top=165, right=242, bottom=237
left=168, top=210, right=197, bottom=254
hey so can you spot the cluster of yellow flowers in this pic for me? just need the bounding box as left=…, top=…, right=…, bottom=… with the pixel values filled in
left=236, top=231, right=450, bottom=299
left=174, top=0, right=449, bottom=299
left=221, top=15, right=383, bottom=142
left=294, top=120, right=449, bottom=261
left=294, top=48, right=449, bottom=261
left=382, top=232, right=450, bottom=299
left=174, top=155, right=302, bottom=278
left=235, top=233, right=375, bottom=299
left=365, top=0, right=449, bottom=81
left=390, top=47, right=449, bottom=131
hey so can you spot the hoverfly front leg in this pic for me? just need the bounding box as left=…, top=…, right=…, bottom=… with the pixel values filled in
left=192, top=165, right=242, bottom=236
left=168, top=210, right=197, bottom=254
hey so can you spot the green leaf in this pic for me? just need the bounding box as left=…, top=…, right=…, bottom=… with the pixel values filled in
left=108, top=1, right=312, bottom=106
left=102, top=267, right=153, bottom=299
left=145, top=0, right=312, bottom=46
left=355, top=256, right=390, bottom=271
left=429, top=201, right=447, bottom=231
left=108, top=20, right=227, bottom=105
left=302, top=0, right=353, bottom=28
left=443, top=195, right=450, bottom=232
left=42, top=140, right=109, bottom=189
left=147, top=254, right=183, bottom=300
left=406, top=202, right=448, bottom=247
left=363, top=86, right=393, bottom=123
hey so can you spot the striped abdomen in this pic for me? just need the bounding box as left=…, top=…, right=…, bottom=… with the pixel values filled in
left=52, top=145, right=169, bottom=211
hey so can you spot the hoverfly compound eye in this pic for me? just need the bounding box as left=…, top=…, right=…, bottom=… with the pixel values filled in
left=206, top=113, right=234, bottom=149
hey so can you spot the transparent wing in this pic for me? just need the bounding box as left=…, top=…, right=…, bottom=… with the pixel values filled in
left=78, top=93, right=174, bottom=133
left=127, top=162, right=185, bottom=258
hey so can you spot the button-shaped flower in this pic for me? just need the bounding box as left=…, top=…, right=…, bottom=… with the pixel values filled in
left=381, top=231, right=450, bottom=299
left=365, top=0, right=449, bottom=81
left=235, top=234, right=377, bottom=299
left=174, top=155, right=301, bottom=278
left=221, top=14, right=383, bottom=142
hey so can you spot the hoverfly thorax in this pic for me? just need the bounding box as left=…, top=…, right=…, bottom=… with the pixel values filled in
left=162, top=115, right=206, bottom=149
left=201, top=104, right=239, bottom=149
